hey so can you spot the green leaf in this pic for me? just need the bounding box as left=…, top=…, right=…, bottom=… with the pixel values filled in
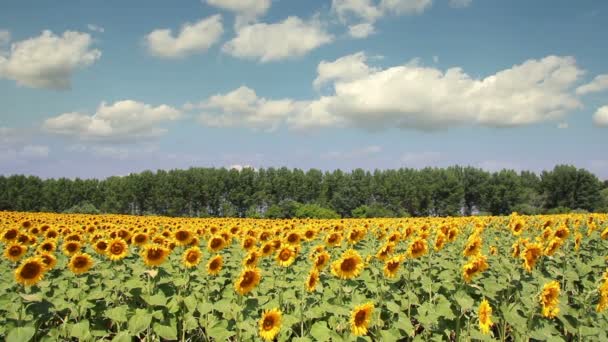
left=454, top=290, right=474, bottom=310
left=310, top=321, right=332, bottom=341
left=143, top=293, right=167, bottom=307
left=19, top=293, right=43, bottom=302
left=394, top=314, right=415, bottom=337
left=380, top=329, right=400, bottom=342
left=105, top=305, right=128, bottom=323
left=128, top=310, right=153, bottom=334
left=153, top=322, right=177, bottom=340
left=183, top=295, right=198, bottom=312
left=111, top=331, right=132, bottom=342
left=198, top=301, right=213, bottom=315
left=386, top=301, right=401, bottom=314
left=70, top=320, right=91, bottom=340
left=6, top=326, right=36, bottom=342
left=207, top=321, right=235, bottom=341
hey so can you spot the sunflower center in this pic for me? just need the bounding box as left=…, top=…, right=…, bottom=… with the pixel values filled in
left=20, top=262, right=42, bottom=279
left=176, top=231, right=189, bottom=241
left=240, top=271, right=255, bottom=287
left=288, top=234, right=298, bottom=243
left=67, top=243, right=79, bottom=252
left=279, top=249, right=291, bottom=261
left=244, top=240, right=253, bottom=249
left=111, top=243, right=124, bottom=255
left=97, top=241, right=108, bottom=250
left=308, top=275, right=316, bottom=287
left=187, top=251, right=199, bottom=263
left=210, top=259, right=220, bottom=270
left=73, top=256, right=89, bottom=268
left=315, top=255, right=326, bottom=267
left=9, top=246, right=23, bottom=256
left=41, top=243, right=53, bottom=251
left=341, top=257, right=357, bottom=272
left=147, top=248, right=164, bottom=260
left=263, top=316, right=275, bottom=330
left=4, top=230, right=18, bottom=239
left=134, top=235, right=147, bottom=243
left=210, top=239, right=222, bottom=249
left=354, top=310, right=367, bottom=326
left=387, top=261, right=399, bottom=272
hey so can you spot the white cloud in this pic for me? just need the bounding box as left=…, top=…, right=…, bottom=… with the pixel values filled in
left=557, top=122, right=569, bottom=129
left=0, top=30, right=101, bottom=89
left=222, top=16, right=333, bottom=62
left=145, top=15, right=223, bottom=58
left=576, top=74, right=608, bottom=95
left=291, top=54, right=584, bottom=131
left=0, top=30, right=10, bottom=46
left=314, top=51, right=378, bottom=89
left=332, top=0, right=383, bottom=23
left=348, top=23, right=376, bottom=38
left=206, top=0, right=270, bottom=28
left=87, top=24, right=105, bottom=33
left=195, top=86, right=297, bottom=131
left=379, top=0, right=433, bottom=15
left=449, top=0, right=472, bottom=8
left=593, top=106, right=608, bottom=127
left=43, top=100, right=182, bottom=142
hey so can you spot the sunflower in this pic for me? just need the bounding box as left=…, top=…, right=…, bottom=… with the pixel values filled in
left=478, top=299, right=493, bottom=335
left=596, top=270, right=608, bottom=313
left=522, top=242, right=543, bottom=272
left=540, top=281, right=560, bottom=318
left=462, top=254, right=489, bottom=283
left=574, top=232, right=582, bottom=252
left=285, top=232, right=301, bottom=246
left=4, top=243, right=27, bottom=262
left=243, top=249, right=259, bottom=268
left=38, top=252, right=57, bottom=271
left=383, top=254, right=404, bottom=279
left=407, top=238, right=428, bottom=259
left=463, top=234, right=482, bottom=257
left=276, top=246, right=297, bottom=267
left=131, top=232, right=149, bottom=246
left=141, top=244, right=170, bottom=267
left=1, top=227, right=19, bottom=242
left=68, top=253, right=94, bottom=274
left=45, top=229, right=59, bottom=240
left=207, top=255, right=223, bottom=275
left=325, top=232, right=342, bottom=247
left=260, top=242, right=274, bottom=257
left=259, top=308, right=282, bottom=341
left=375, top=242, right=395, bottom=261
left=94, top=239, right=109, bottom=255
left=331, top=249, right=364, bottom=280
left=510, top=219, right=525, bottom=236
left=235, top=267, right=261, bottom=295
left=350, top=303, right=374, bottom=336
left=107, top=238, right=129, bottom=261
left=207, top=235, right=225, bottom=252
left=306, top=268, right=320, bottom=292
left=182, top=246, right=202, bottom=268
left=37, top=240, right=56, bottom=253
left=434, top=232, right=446, bottom=251
left=62, top=241, right=81, bottom=256
left=543, top=238, right=563, bottom=256
left=15, top=257, right=45, bottom=286
left=174, top=229, right=193, bottom=246
left=553, top=224, right=569, bottom=240
left=313, top=251, right=330, bottom=270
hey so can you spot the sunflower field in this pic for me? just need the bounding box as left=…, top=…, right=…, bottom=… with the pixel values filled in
left=1, top=211, right=608, bottom=341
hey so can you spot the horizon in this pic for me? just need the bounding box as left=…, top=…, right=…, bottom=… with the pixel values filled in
left=1, top=0, right=608, bottom=179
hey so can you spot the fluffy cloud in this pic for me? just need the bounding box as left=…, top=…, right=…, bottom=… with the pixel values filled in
left=222, top=16, right=333, bottom=62
left=313, top=51, right=378, bottom=89
left=0, top=30, right=101, bottom=89
left=291, top=54, right=584, bottom=131
left=195, top=86, right=298, bottom=131
left=449, top=0, right=472, bottom=8
left=576, top=74, right=608, bottom=95
left=206, top=0, right=270, bottom=28
left=145, top=15, right=223, bottom=58
left=593, top=106, right=608, bottom=127
left=332, top=0, right=383, bottom=23
left=348, top=23, right=376, bottom=38
left=43, top=100, right=182, bottom=142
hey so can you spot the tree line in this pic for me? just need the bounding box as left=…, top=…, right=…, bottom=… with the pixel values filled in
left=1, top=165, right=607, bottom=218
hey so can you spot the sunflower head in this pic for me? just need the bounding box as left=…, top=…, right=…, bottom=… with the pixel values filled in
left=350, top=303, right=374, bottom=336
left=1, top=228, right=19, bottom=242
left=107, top=238, right=129, bottom=261
left=37, top=240, right=56, bottom=253
left=15, top=257, right=45, bottom=286
left=243, top=249, right=259, bottom=268
left=207, top=235, right=225, bottom=252
left=235, top=267, right=261, bottom=295
left=141, top=244, right=170, bottom=267
left=68, top=253, right=94, bottom=275
left=306, top=268, right=320, bottom=292
left=478, top=299, right=493, bottom=335
left=407, top=238, right=428, bottom=259
left=4, top=243, right=28, bottom=262
left=207, top=254, right=223, bottom=275
left=38, top=252, right=57, bottom=271
left=276, top=246, right=297, bottom=267
left=259, top=308, right=282, bottom=341
left=331, top=249, right=364, bottom=280
left=182, top=246, right=202, bottom=268
left=383, top=254, right=404, bottom=279
left=174, top=229, right=193, bottom=246
left=132, top=232, right=149, bottom=246
left=314, top=251, right=330, bottom=270
left=62, top=241, right=81, bottom=257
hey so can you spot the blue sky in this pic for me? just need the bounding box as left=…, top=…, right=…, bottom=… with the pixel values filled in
left=1, top=0, right=607, bottom=179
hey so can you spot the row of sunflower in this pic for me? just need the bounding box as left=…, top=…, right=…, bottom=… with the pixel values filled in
left=0, top=211, right=607, bottom=341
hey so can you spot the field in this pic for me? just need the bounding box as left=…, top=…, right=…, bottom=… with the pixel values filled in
left=1, top=212, right=608, bottom=341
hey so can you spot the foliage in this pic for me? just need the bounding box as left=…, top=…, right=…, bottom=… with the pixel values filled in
left=294, top=204, right=340, bottom=219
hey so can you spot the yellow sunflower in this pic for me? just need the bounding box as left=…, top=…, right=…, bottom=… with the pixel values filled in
left=4, top=243, right=28, bottom=262
left=235, top=267, right=261, bottom=295
left=141, top=244, right=170, bottom=267
left=15, top=257, right=45, bottom=286
left=305, top=268, right=320, bottom=292
left=407, top=238, right=428, bottom=259
left=243, top=249, right=259, bottom=268
left=350, top=303, right=374, bottom=336
left=68, top=253, right=94, bottom=275
left=182, top=246, right=202, bottom=268
left=207, top=255, right=223, bottom=275
left=207, top=235, right=225, bottom=252
left=38, top=252, right=57, bottom=271
left=331, top=249, right=364, bottom=280
left=276, top=246, right=297, bottom=267
left=37, top=240, right=56, bottom=253
left=463, top=234, right=482, bottom=257
left=540, top=281, right=560, bottom=318
left=93, top=239, right=109, bottom=255
left=383, top=254, right=404, bottom=279
left=313, top=251, right=330, bottom=270
left=259, top=308, right=282, bottom=341
left=62, top=241, right=81, bottom=257
left=478, top=299, right=493, bottom=335
left=107, top=238, right=129, bottom=261
left=174, top=229, right=193, bottom=246
left=131, top=232, right=149, bottom=246
left=522, top=242, right=543, bottom=272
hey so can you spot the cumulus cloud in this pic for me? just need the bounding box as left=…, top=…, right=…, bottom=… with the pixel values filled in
left=290, top=54, right=584, bottom=131
left=145, top=15, right=223, bottom=58
left=348, top=23, right=376, bottom=38
left=222, top=16, right=333, bottom=62
left=87, top=24, right=105, bottom=33
left=576, top=74, right=608, bottom=95
left=206, top=0, right=270, bottom=28
left=593, top=106, right=608, bottom=127
left=332, top=0, right=383, bottom=23
left=0, top=30, right=101, bottom=89
left=313, top=51, right=379, bottom=89
left=194, top=86, right=298, bottom=131
left=449, top=0, right=472, bottom=8
left=43, top=100, right=182, bottom=142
